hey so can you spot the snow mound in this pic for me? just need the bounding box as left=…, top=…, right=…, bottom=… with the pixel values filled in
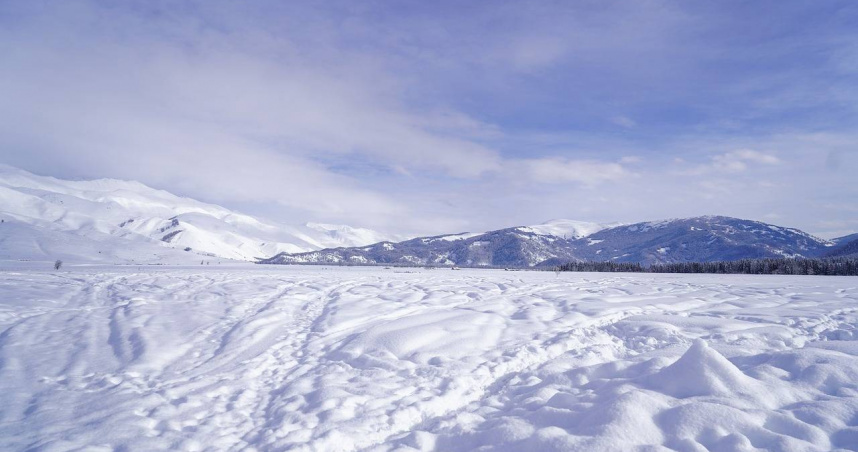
left=644, top=339, right=762, bottom=399
left=334, top=310, right=504, bottom=364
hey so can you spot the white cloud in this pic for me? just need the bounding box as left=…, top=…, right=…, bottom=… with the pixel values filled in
left=0, top=0, right=504, bottom=230
left=711, top=149, right=780, bottom=172
left=675, top=149, right=782, bottom=175
left=519, top=158, right=630, bottom=185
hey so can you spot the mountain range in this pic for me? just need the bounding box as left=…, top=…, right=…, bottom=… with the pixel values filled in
left=2, top=165, right=856, bottom=267
left=262, top=217, right=857, bottom=268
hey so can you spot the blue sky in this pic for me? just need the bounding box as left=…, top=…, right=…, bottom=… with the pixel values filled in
left=1, top=0, right=856, bottom=237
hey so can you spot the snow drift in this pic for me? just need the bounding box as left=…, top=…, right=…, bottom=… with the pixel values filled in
left=1, top=266, right=856, bottom=451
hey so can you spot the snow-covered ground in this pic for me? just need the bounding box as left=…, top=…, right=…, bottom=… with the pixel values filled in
left=1, top=266, right=857, bottom=451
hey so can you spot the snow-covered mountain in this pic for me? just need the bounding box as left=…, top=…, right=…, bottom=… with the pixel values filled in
left=518, top=219, right=621, bottom=240
left=261, top=226, right=579, bottom=267
left=262, top=216, right=837, bottom=267
left=304, top=223, right=399, bottom=249
left=825, top=234, right=858, bottom=258
left=260, top=220, right=617, bottom=268
left=260, top=220, right=616, bottom=268
left=573, top=216, right=833, bottom=264
left=0, top=165, right=401, bottom=264
left=0, top=215, right=201, bottom=265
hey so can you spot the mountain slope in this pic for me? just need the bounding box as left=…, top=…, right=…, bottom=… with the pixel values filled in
left=571, top=216, right=832, bottom=264
left=832, top=233, right=858, bottom=244
left=261, top=227, right=579, bottom=267
left=0, top=215, right=200, bottom=265
left=0, top=165, right=400, bottom=263
left=825, top=236, right=858, bottom=258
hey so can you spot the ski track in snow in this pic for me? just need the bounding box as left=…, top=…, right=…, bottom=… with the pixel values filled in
left=0, top=266, right=857, bottom=451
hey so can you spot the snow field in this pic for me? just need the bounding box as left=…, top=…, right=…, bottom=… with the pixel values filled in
left=0, top=266, right=857, bottom=451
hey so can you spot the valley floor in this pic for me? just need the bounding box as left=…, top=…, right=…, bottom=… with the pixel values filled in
left=1, top=265, right=857, bottom=451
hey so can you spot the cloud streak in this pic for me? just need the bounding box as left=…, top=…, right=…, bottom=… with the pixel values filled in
left=711, top=150, right=780, bottom=173
left=519, top=159, right=631, bottom=185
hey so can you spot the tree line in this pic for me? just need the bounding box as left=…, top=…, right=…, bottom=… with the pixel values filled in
left=556, top=257, right=858, bottom=276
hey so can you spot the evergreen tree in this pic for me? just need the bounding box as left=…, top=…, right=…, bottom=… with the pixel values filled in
left=557, top=258, right=858, bottom=276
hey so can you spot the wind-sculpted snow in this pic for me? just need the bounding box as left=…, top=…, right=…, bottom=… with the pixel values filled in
left=1, top=266, right=857, bottom=451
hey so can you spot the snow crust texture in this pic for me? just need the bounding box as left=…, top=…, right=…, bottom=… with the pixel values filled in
left=1, top=266, right=858, bottom=451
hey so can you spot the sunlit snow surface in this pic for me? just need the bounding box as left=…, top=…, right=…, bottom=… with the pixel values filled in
left=1, top=265, right=858, bottom=451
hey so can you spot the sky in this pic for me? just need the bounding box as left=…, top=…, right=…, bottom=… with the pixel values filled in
left=1, top=0, right=857, bottom=238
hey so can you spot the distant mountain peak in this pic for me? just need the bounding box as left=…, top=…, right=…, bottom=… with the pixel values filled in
left=519, top=219, right=621, bottom=240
